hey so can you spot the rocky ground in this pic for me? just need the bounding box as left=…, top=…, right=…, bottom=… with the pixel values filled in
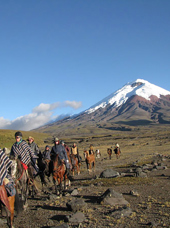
left=1, top=150, right=170, bottom=228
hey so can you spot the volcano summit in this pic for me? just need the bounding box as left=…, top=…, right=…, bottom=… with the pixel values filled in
left=37, top=79, right=170, bottom=135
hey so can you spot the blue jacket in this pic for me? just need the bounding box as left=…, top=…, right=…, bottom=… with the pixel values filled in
left=51, top=144, right=69, bottom=168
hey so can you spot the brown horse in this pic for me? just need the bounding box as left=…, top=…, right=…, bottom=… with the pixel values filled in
left=70, top=154, right=80, bottom=176
left=52, top=154, right=69, bottom=195
left=107, top=148, right=112, bottom=159
left=84, top=150, right=95, bottom=174
left=0, top=185, right=15, bottom=228
left=114, top=147, right=121, bottom=159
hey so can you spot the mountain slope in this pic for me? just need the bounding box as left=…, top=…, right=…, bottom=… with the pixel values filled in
left=35, top=79, right=170, bottom=136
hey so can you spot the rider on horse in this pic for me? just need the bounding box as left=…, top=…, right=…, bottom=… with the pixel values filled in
left=89, top=144, right=95, bottom=155
left=42, top=145, right=51, bottom=160
left=114, top=143, right=121, bottom=158
left=51, top=138, right=72, bottom=180
left=10, top=131, right=39, bottom=179
left=27, top=136, right=40, bottom=173
left=41, top=145, right=51, bottom=175
left=0, top=148, right=16, bottom=197
left=115, top=143, right=120, bottom=149
left=71, top=142, right=81, bottom=164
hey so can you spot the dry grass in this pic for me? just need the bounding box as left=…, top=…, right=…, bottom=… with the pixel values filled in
left=80, top=176, right=155, bottom=187
left=1, top=124, right=170, bottom=158
left=0, top=129, right=49, bottom=149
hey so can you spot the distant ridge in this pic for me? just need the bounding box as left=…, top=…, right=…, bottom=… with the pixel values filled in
left=35, top=79, right=170, bottom=136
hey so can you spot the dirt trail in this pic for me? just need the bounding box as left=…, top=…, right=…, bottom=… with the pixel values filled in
left=1, top=151, right=170, bottom=228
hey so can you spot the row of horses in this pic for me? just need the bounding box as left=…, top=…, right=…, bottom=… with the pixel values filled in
left=107, top=147, right=121, bottom=159
left=0, top=147, right=120, bottom=227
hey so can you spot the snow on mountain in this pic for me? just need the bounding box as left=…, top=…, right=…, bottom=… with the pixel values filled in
left=85, top=79, right=170, bottom=114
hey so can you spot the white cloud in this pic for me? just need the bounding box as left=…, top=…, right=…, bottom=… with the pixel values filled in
left=0, top=101, right=82, bottom=131
left=0, top=117, right=11, bottom=128
left=32, top=102, right=60, bottom=113
left=64, top=101, right=82, bottom=109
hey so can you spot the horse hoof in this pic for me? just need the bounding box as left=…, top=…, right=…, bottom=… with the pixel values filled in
left=35, top=192, right=41, bottom=196
left=23, top=203, right=28, bottom=210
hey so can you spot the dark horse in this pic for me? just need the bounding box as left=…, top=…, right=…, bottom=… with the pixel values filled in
left=114, top=147, right=121, bottom=159
left=12, top=158, right=38, bottom=209
left=51, top=154, right=69, bottom=195
left=37, top=151, right=51, bottom=191
left=107, top=148, right=112, bottom=159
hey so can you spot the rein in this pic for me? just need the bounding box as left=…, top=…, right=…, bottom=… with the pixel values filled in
left=15, top=163, right=25, bottom=185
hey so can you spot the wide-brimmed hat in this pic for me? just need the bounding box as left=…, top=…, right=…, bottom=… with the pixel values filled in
left=54, top=137, right=59, bottom=142
left=27, top=136, right=34, bottom=141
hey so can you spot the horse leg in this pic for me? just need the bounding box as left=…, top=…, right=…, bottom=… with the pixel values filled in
left=21, top=183, right=28, bottom=209
left=3, top=205, right=11, bottom=228
left=76, top=165, right=79, bottom=175
left=0, top=199, right=12, bottom=228
left=59, top=176, right=63, bottom=194
left=53, top=176, right=59, bottom=195
left=8, top=195, right=15, bottom=226
left=56, top=178, right=62, bottom=195
left=72, top=167, right=75, bottom=177
left=64, top=175, right=67, bottom=190
left=86, top=160, right=89, bottom=173
left=78, top=164, right=80, bottom=175
left=89, top=164, right=91, bottom=173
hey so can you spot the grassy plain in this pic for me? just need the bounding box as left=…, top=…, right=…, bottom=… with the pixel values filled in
left=0, top=129, right=49, bottom=149
left=1, top=124, right=170, bottom=228
left=1, top=124, right=170, bottom=159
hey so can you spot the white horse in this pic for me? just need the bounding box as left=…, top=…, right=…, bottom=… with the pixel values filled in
left=95, top=149, right=101, bottom=158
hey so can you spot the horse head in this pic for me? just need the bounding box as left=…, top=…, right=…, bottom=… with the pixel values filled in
left=84, top=150, right=88, bottom=158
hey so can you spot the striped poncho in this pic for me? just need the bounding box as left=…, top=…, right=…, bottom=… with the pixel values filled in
left=0, top=149, right=12, bottom=185
left=11, top=140, right=36, bottom=166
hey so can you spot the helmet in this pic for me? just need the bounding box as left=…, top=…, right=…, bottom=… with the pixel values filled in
left=15, top=131, right=22, bottom=138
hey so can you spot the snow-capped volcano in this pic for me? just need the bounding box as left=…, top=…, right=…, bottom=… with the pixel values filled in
left=36, top=79, right=170, bottom=135
left=86, top=79, right=170, bottom=114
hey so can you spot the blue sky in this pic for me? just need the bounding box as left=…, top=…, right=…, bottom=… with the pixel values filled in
left=0, top=0, right=170, bottom=131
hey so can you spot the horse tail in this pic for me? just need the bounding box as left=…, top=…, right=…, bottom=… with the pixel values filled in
left=14, top=189, right=24, bottom=214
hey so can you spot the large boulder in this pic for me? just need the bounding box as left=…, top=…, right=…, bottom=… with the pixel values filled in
left=65, top=212, right=85, bottom=223
left=66, top=198, right=87, bottom=212
left=100, top=169, right=120, bottom=178
left=99, top=188, right=129, bottom=206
